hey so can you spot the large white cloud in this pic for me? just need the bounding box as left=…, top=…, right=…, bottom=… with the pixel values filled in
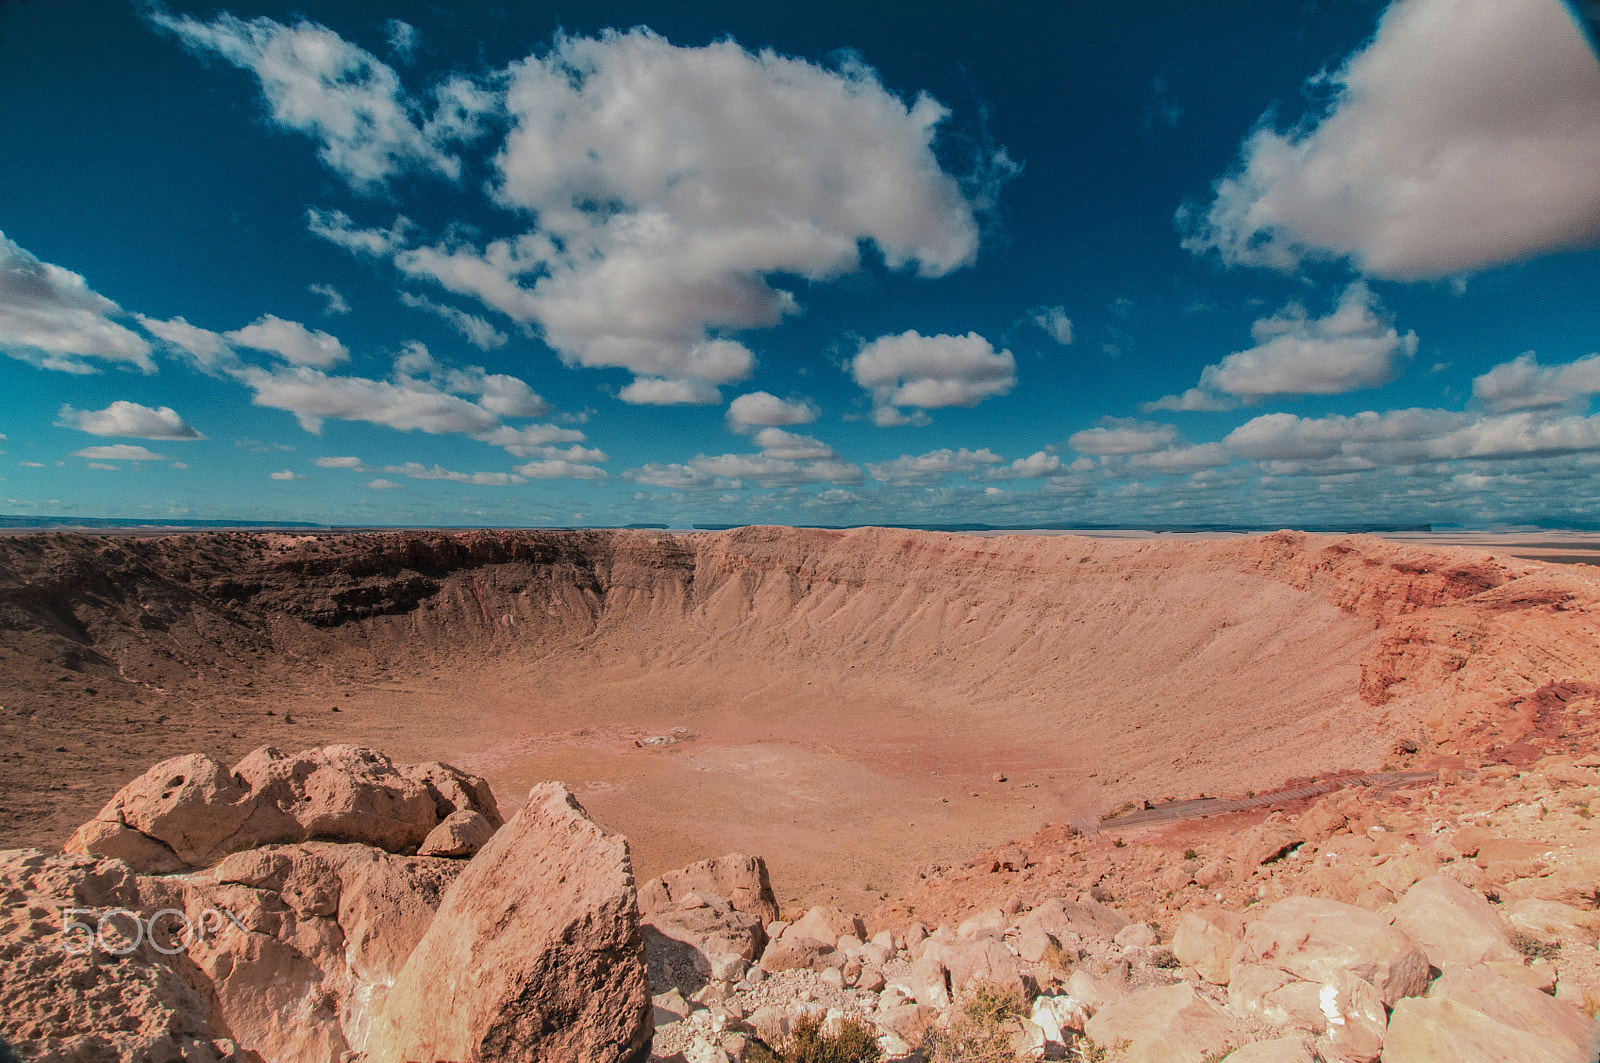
left=1201, top=283, right=1416, bottom=397
left=56, top=401, right=203, bottom=440
left=226, top=315, right=350, bottom=368
left=1472, top=350, right=1600, bottom=412
left=135, top=314, right=236, bottom=371
left=1181, top=0, right=1600, bottom=278
left=0, top=234, right=153, bottom=373
left=851, top=331, right=1016, bottom=425
left=273, top=26, right=1003, bottom=399
left=150, top=12, right=492, bottom=190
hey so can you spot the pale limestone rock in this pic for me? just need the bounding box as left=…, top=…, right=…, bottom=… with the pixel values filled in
left=1320, top=970, right=1387, bottom=1063
left=784, top=905, right=865, bottom=944
left=1508, top=897, right=1600, bottom=941
left=1234, top=896, right=1430, bottom=1006
left=416, top=809, right=495, bottom=857
left=1081, top=983, right=1235, bottom=1063
left=366, top=783, right=651, bottom=1063
left=1171, top=909, right=1244, bottom=985
left=758, top=935, right=836, bottom=972
left=1219, top=1037, right=1318, bottom=1063
left=1016, top=923, right=1056, bottom=963
left=1390, top=874, right=1518, bottom=970
left=637, top=853, right=780, bottom=926
left=1113, top=921, right=1158, bottom=948
left=1429, top=964, right=1600, bottom=1057
left=1384, top=997, right=1587, bottom=1063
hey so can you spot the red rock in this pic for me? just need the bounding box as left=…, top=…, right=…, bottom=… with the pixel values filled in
left=638, top=853, right=780, bottom=925
left=1235, top=896, right=1430, bottom=1006
left=0, top=847, right=262, bottom=1063
left=367, top=783, right=652, bottom=1063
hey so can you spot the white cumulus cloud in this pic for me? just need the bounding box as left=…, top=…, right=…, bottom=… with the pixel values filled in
left=226, top=315, right=350, bottom=368
left=269, top=470, right=305, bottom=480
left=866, top=447, right=1003, bottom=484
left=0, top=233, right=153, bottom=373
left=1181, top=0, right=1600, bottom=278
left=1198, top=283, right=1417, bottom=397
left=383, top=462, right=526, bottom=485
left=727, top=391, right=820, bottom=429
left=852, top=330, right=1016, bottom=425
left=314, top=455, right=366, bottom=470
left=1472, top=351, right=1600, bottom=412
left=1068, top=418, right=1178, bottom=456
left=308, top=283, right=350, bottom=316
left=1033, top=306, right=1074, bottom=346
left=56, top=401, right=203, bottom=440
left=150, top=12, right=493, bottom=190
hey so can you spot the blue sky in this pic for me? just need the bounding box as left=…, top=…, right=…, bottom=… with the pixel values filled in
left=2, top=0, right=1599, bottom=528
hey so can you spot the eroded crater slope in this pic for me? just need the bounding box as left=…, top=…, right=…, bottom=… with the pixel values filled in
left=2, top=526, right=1596, bottom=907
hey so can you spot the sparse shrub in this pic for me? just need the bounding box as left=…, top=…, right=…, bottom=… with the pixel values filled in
left=1112, top=837, right=1126, bottom=848
left=1183, top=848, right=1200, bottom=861
left=747, top=1013, right=882, bottom=1063
left=921, top=982, right=1028, bottom=1063
left=1510, top=929, right=1560, bottom=960
left=1040, top=940, right=1076, bottom=974
left=1073, top=1036, right=1108, bottom=1063
left=1151, top=947, right=1180, bottom=969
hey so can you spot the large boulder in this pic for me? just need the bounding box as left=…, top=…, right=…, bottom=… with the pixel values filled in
left=637, top=853, right=779, bottom=925
left=643, top=895, right=766, bottom=993
left=1389, top=874, right=1518, bottom=970
left=1171, top=909, right=1244, bottom=985
left=0, top=848, right=260, bottom=1063
left=180, top=842, right=462, bottom=1063
left=1233, top=896, right=1430, bottom=1006
left=1081, top=983, right=1235, bottom=1063
left=1019, top=895, right=1129, bottom=941
left=366, top=783, right=652, bottom=1063
left=784, top=905, right=865, bottom=945
left=66, top=745, right=501, bottom=871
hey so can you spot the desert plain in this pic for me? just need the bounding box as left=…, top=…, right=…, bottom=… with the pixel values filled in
left=2, top=523, right=1596, bottom=914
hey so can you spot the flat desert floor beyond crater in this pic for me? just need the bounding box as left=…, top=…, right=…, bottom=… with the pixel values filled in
left=1, top=525, right=1597, bottom=911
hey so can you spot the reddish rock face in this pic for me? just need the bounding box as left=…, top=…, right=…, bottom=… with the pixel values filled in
left=638, top=852, right=780, bottom=925
left=367, top=782, right=653, bottom=1063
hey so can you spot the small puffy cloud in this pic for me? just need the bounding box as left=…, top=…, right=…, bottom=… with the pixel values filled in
left=314, top=455, right=366, bottom=470
left=1181, top=0, right=1600, bottom=278
left=1127, top=442, right=1231, bottom=474
left=1033, top=306, right=1073, bottom=345
left=752, top=428, right=835, bottom=461
left=170, top=462, right=189, bottom=469
left=866, top=447, right=1003, bottom=484
left=269, top=470, right=305, bottom=480
left=1141, top=387, right=1242, bottom=413
left=73, top=444, right=164, bottom=460
left=981, top=450, right=1063, bottom=480
left=88, top=462, right=118, bottom=470
left=1201, top=283, right=1416, bottom=397
left=226, top=315, right=350, bottom=368
left=625, top=463, right=711, bottom=489
left=18, top=461, right=45, bottom=468
left=1068, top=417, right=1178, bottom=455
left=689, top=453, right=863, bottom=488
left=365, top=478, right=401, bottom=489
left=383, top=462, right=526, bottom=485
left=56, top=401, right=203, bottom=440
left=851, top=330, right=1016, bottom=423
left=727, top=391, right=820, bottom=429
left=135, top=314, right=235, bottom=371
left=1472, top=351, right=1600, bottom=412
left=150, top=12, right=491, bottom=190
left=399, top=291, right=507, bottom=350
left=0, top=233, right=153, bottom=373
left=514, top=459, right=609, bottom=479
left=476, top=423, right=587, bottom=457
left=617, top=376, right=726, bottom=406
left=308, top=283, right=350, bottom=316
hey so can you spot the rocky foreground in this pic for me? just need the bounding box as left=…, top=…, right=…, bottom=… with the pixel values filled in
left=6, top=743, right=1600, bottom=1062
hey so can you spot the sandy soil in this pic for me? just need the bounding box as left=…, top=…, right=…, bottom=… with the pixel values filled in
left=2, top=526, right=1596, bottom=911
